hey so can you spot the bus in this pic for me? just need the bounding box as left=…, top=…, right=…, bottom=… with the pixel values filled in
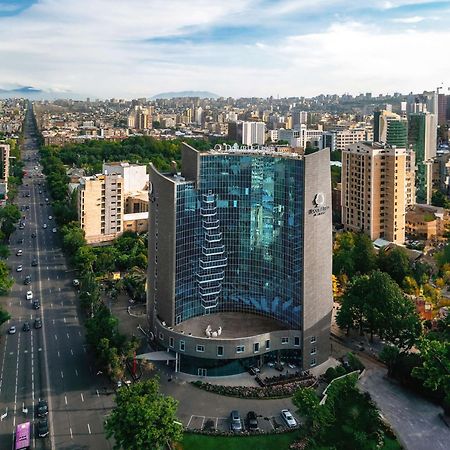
left=15, top=421, right=31, bottom=450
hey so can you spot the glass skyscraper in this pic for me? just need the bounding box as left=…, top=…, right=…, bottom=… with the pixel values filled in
left=148, top=143, right=332, bottom=376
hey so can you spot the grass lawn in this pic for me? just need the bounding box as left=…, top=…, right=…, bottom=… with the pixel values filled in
left=180, top=431, right=301, bottom=450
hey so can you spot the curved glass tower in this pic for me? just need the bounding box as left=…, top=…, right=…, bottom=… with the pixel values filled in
left=148, top=143, right=332, bottom=376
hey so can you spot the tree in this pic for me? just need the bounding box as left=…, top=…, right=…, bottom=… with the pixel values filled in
left=0, top=306, right=10, bottom=327
left=336, top=270, right=421, bottom=347
left=352, top=233, right=377, bottom=275
left=378, top=246, right=411, bottom=285
left=105, top=378, right=182, bottom=450
left=412, top=337, right=450, bottom=414
left=292, top=387, right=332, bottom=432
left=379, top=345, right=400, bottom=377
left=0, top=261, right=14, bottom=295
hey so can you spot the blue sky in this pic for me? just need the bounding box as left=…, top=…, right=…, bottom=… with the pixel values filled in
left=0, top=0, right=449, bottom=98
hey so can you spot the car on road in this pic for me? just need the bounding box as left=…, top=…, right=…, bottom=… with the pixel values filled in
left=72, top=279, right=80, bottom=288
left=37, top=418, right=49, bottom=438
left=39, top=202, right=43, bottom=206
left=16, top=265, right=23, bottom=272
left=37, top=399, right=48, bottom=417
left=31, top=259, right=38, bottom=266
left=48, top=215, right=52, bottom=220
left=26, top=290, right=33, bottom=300
left=22, top=322, right=31, bottom=332
left=42, top=224, right=47, bottom=229
left=19, top=223, right=25, bottom=229
left=52, top=227, right=57, bottom=233
left=31, top=232, right=36, bottom=238
left=230, top=410, right=242, bottom=432
left=16, top=249, right=23, bottom=256
left=34, top=318, right=42, bottom=329
left=17, top=238, right=24, bottom=244
left=45, top=198, right=49, bottom=202
left=246, top=411, right=259, bottom=431
left=33, top=300, right=40, bottom=309
left=24, top=275, right=31, bottom=285
left=281, top=409, right=297, bottom=428
left=8, top=326, right=16, bottom=334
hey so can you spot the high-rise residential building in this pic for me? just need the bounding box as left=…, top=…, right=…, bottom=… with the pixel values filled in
left=292, top=110, right=308, bottom=129
left=322, top=129, right=366, bottom=152
left=438, top=93, right=448, bottom=126
left=0, top=143, right=10, bottom=204
left=241, top=121, right=266, bottom=146
left=77, top=173, right=124, bottom=244
left=373, top=110, right=407, bottom=147
left=408, top=112, right=437, bottom=204
left=128, top=106, right=152, bottom=130
left=342, top=142, right=415, bottom=245
left=147, top=143, right=332, bottom=376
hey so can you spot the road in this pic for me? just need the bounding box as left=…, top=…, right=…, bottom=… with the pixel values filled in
left=0, top=105, right=114, bottom=449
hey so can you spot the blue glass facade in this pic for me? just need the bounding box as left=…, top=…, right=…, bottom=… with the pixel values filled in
left=174, top=154, right=304, bottom=328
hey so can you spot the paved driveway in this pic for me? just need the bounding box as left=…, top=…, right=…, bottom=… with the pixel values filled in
left=359, top=368, right=450, bottom=450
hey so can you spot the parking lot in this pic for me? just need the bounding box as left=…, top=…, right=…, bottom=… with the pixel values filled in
left=186, top=411, right=300, bottom=433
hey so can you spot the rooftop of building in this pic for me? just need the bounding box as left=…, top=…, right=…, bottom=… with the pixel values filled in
left=170, top=311, right=291, bottom=339
left=203, top=143, right=304, bottom=159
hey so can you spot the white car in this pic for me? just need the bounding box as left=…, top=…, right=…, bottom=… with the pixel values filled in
left=48, top=216, right=53, bottom=220
left=281, top=409, right=297, bottom=428
left=26, top=290, right=33, bottom=300
left=8, top=326, right=16, bottom=334
left=43, top=224, right=47, bottom=229
left=16, top=265, right=23, bottom=272
left=52, top=228, right=57, bottom=233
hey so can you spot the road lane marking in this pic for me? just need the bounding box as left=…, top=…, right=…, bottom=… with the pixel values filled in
left=80, top=393, right=84, bottom=402
left=63, top=317, right=66, bottom=323
left=70, top=427, right=73, bottom=439
left=52, top=319, right=55, bottom=324
left=54, top=334, right=57, bottom=340
left=70, top=349, right=73, bottom=356
left=66, top=333, right=69, bottom=339
left=57, top=351, right=60, bottom=358
left=87, top=423, right=91, bottom=434
left=61, top=370, right=64, bottom=379
left=75, top=369, right=78, bottom=376
left=64, top=395, right=67, bottom=405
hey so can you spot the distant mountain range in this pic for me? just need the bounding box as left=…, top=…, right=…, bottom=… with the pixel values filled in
left=151, top=91, right=220, bottom=100
left=0, top=86, right=79, bottom=100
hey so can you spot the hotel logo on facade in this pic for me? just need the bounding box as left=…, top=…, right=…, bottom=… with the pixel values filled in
left=308, top=192, right=329, bottom=216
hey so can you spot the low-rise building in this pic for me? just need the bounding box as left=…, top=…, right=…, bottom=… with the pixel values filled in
left=405, top=204, right=450, bottom=240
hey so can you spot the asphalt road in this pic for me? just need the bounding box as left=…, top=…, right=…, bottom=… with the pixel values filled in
left=0, top=106, right=114, bottom=449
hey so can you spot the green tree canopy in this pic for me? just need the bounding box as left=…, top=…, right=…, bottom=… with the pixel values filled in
left=0, top=306, right=11, bottom=327
left=378, top=247, right=411, bottom=285
left=105, top=378, right=182, bottom=450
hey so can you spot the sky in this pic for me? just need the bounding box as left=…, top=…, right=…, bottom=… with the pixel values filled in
left=0, top=0, right=449, bottom=99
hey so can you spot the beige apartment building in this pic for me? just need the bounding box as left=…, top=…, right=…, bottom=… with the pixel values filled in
left=0, top=143, right=10, bottom=204
left=342, top=142, right=414, bottom=245
left=78, top=173, right=124, bottom=244
left=77, top=162, right=149, bottom=245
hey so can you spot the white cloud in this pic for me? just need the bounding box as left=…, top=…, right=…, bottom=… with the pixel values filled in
left=0, top=1, right=448, bottom=98
left=391, top=15, right=425, bottom=23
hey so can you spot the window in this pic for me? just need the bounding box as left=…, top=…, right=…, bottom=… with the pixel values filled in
left=217, top=346, right=224, bottom=357
left=169, top=337, right=174, bottom=348
left=196, top=345, right=205, bottom=353
left=294, top=336, right=300, bottom=346
left=236, top=345, right=245, bottom=354
left=310, top=336, right=316, bottom=343
left=310, top=358, right=317, bottom=367
left=265, top=339, right=270, bottom=350
left=281, top=337, right=289, bottom=344
left=253, top=343, right=259, bottom=353
left=310, top=347, right=317, bottom=355
left=179, top=340, right=185, bottom=352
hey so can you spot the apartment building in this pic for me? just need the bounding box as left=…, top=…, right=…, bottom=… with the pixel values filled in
left=78, top=173, right=124, bottom=244
left=322, top=128, right=366, bottom=152
left=342, top=142, right=414, bottom=245
left=0, top=143, right=10, bottom=204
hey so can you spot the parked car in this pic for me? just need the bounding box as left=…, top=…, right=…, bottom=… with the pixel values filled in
left=281, top=409, right=297, bottom=428
left=246, top=411, right=259, bottom=431
left=37, top=399, right=48, bottom=417
left=37, top=418, right=49, bottom=437
left=230, top=410, right=242, bottom=432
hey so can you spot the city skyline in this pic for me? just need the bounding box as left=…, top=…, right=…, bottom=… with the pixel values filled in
left=1, top=0, right=449, bottom=99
